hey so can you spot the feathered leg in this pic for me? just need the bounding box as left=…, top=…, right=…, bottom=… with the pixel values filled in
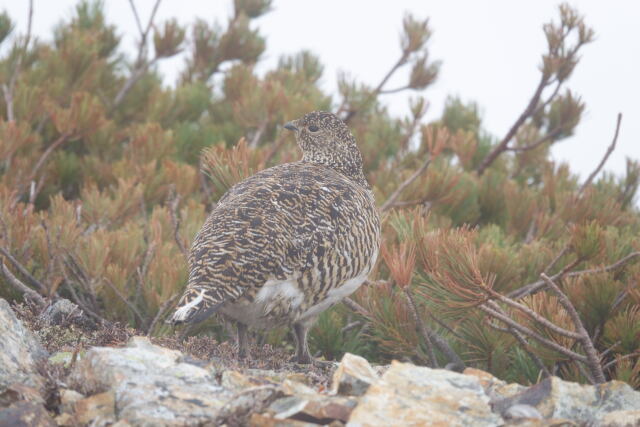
left=237, top=322, right=249, bottom=359
left=293, top=321, right=312, bottom=364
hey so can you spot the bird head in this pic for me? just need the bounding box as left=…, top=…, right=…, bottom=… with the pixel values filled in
left=284, top=111, right=368, bottom=187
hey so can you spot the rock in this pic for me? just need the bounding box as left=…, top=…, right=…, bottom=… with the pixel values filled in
left=38, top=299, right=82, bottom=326
left=599, top=410, right=640, bottom=427
left=0, top=401, right=55, bottom=427
left=330, top=353, right=378, bottom=397
left=268, top=394, right=356, bottom=424
left=0, top=383, right=45, bottom=407
left=54, top=412, right=76, bottom=426
left=215, top=385, right=284, bottom=426
left=0, top=298, right=48, bottom=392
left=249, top=413, right=328, bottom=427
left=347, top=361, right=502, bottom=427
left=502, top=404, right=543, bottom=420
left=493, top=376, right=640, bottom=424
left=75, top=391, right=115, bottom=425
left=59, top=388, right=85, bottom=413
left=70, top=336, right=231, bottom=426
left=464, top=368, right=526, bottom=400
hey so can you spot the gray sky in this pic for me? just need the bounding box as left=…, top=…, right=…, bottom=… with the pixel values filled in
left=2, top=0, right=638, bottom=180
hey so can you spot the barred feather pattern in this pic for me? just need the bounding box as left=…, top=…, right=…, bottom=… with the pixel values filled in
left=171, top=111, right=381, bottom=331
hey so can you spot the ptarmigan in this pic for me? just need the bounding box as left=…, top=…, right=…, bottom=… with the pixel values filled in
left=170, top=111, right=381, bottom=364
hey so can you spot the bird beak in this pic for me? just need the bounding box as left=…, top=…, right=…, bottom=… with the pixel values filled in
left=284, top=121, right=299, bottom=132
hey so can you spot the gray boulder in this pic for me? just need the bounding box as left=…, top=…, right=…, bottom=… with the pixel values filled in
left=0, top=298, right=48, bottom=392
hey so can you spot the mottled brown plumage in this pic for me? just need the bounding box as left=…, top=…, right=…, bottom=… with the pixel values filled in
left=171, top=111, right=381, bottom=363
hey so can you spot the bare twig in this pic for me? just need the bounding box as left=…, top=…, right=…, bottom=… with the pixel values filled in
left=507, top=125, right=564, bottom=152
left=543, top=246, right=569, bottom=275
left=112, top=0, right=162, bottom=109
left=602, top=352, right=640, bottom=372
left=601, top=341, right=621, bottom=359
left=62, top=275, right=108, bottom=325
left=339, top=51, right=410, bottom=122
left=476, top=74, right=548, bottom=175
left=0, top=260, right=46, bottom=308
left=147, top=293, right=179, bottom=336
left=23, top=132, right=72, bottom=197
left=0, top=246, right=48, bottom=293
left=578, top=113, right=623, bottom=194
left=486, top=317, right=551, bottom=378
left=488, top=289, right=581, bottom=339
left=509, top=252, right=640, bottom=300
left=2, top=0, right=33, bottom=122
left=540, top=273, right=605, bottom=383
left=479, top=303, right=588, bottom=363
left=404, top=288, right=438, bottom=368
left=380, top=157, right=431, bottom=212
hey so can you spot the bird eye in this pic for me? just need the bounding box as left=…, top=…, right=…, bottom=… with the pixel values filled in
left=308, top=125, right=319, bottom=132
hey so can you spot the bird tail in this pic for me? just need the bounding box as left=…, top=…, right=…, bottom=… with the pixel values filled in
left=169, top=288, right=223, bottom=325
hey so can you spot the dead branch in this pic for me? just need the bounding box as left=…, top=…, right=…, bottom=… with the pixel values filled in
left=540, top=273, right=605, bottom=383
left=0, top=246, right=48, bottom=293
left=476, top=73, right=548, bottom=175
left=20, top=132, right=73, bottom=202
left=380, top=157, right=431, bottom=212
left=339, top=51, right=410, bottom=123
left=479, top=302, right=588, bottom=363
left=112, top=0, right=162, bottom=109
left=509, top=251, right=640, bottom=300
left=507, top=125, right=564, bottom=152
left=488, top=289, right=581, bottom=339
left=2, top=0, right=33, bottom=122
left=543, top=246, right=569, bottom=275
left=147, top=293, right=179, bottom=336
left=61, top=273, right=108, bottom=325
left=578, top=113, right=623, bottom=195
left=0, top=259, right=46, bottom=308
left=403, top=288, right=438, bottom=368
left=602, top=352, right=640, bottom=372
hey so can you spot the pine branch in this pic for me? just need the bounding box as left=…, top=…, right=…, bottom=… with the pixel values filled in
left=380, top=157, right=431, bottom=212
left=578, top=113, right=623, bottom=194
left=540, top=273, right=605, bottom=383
